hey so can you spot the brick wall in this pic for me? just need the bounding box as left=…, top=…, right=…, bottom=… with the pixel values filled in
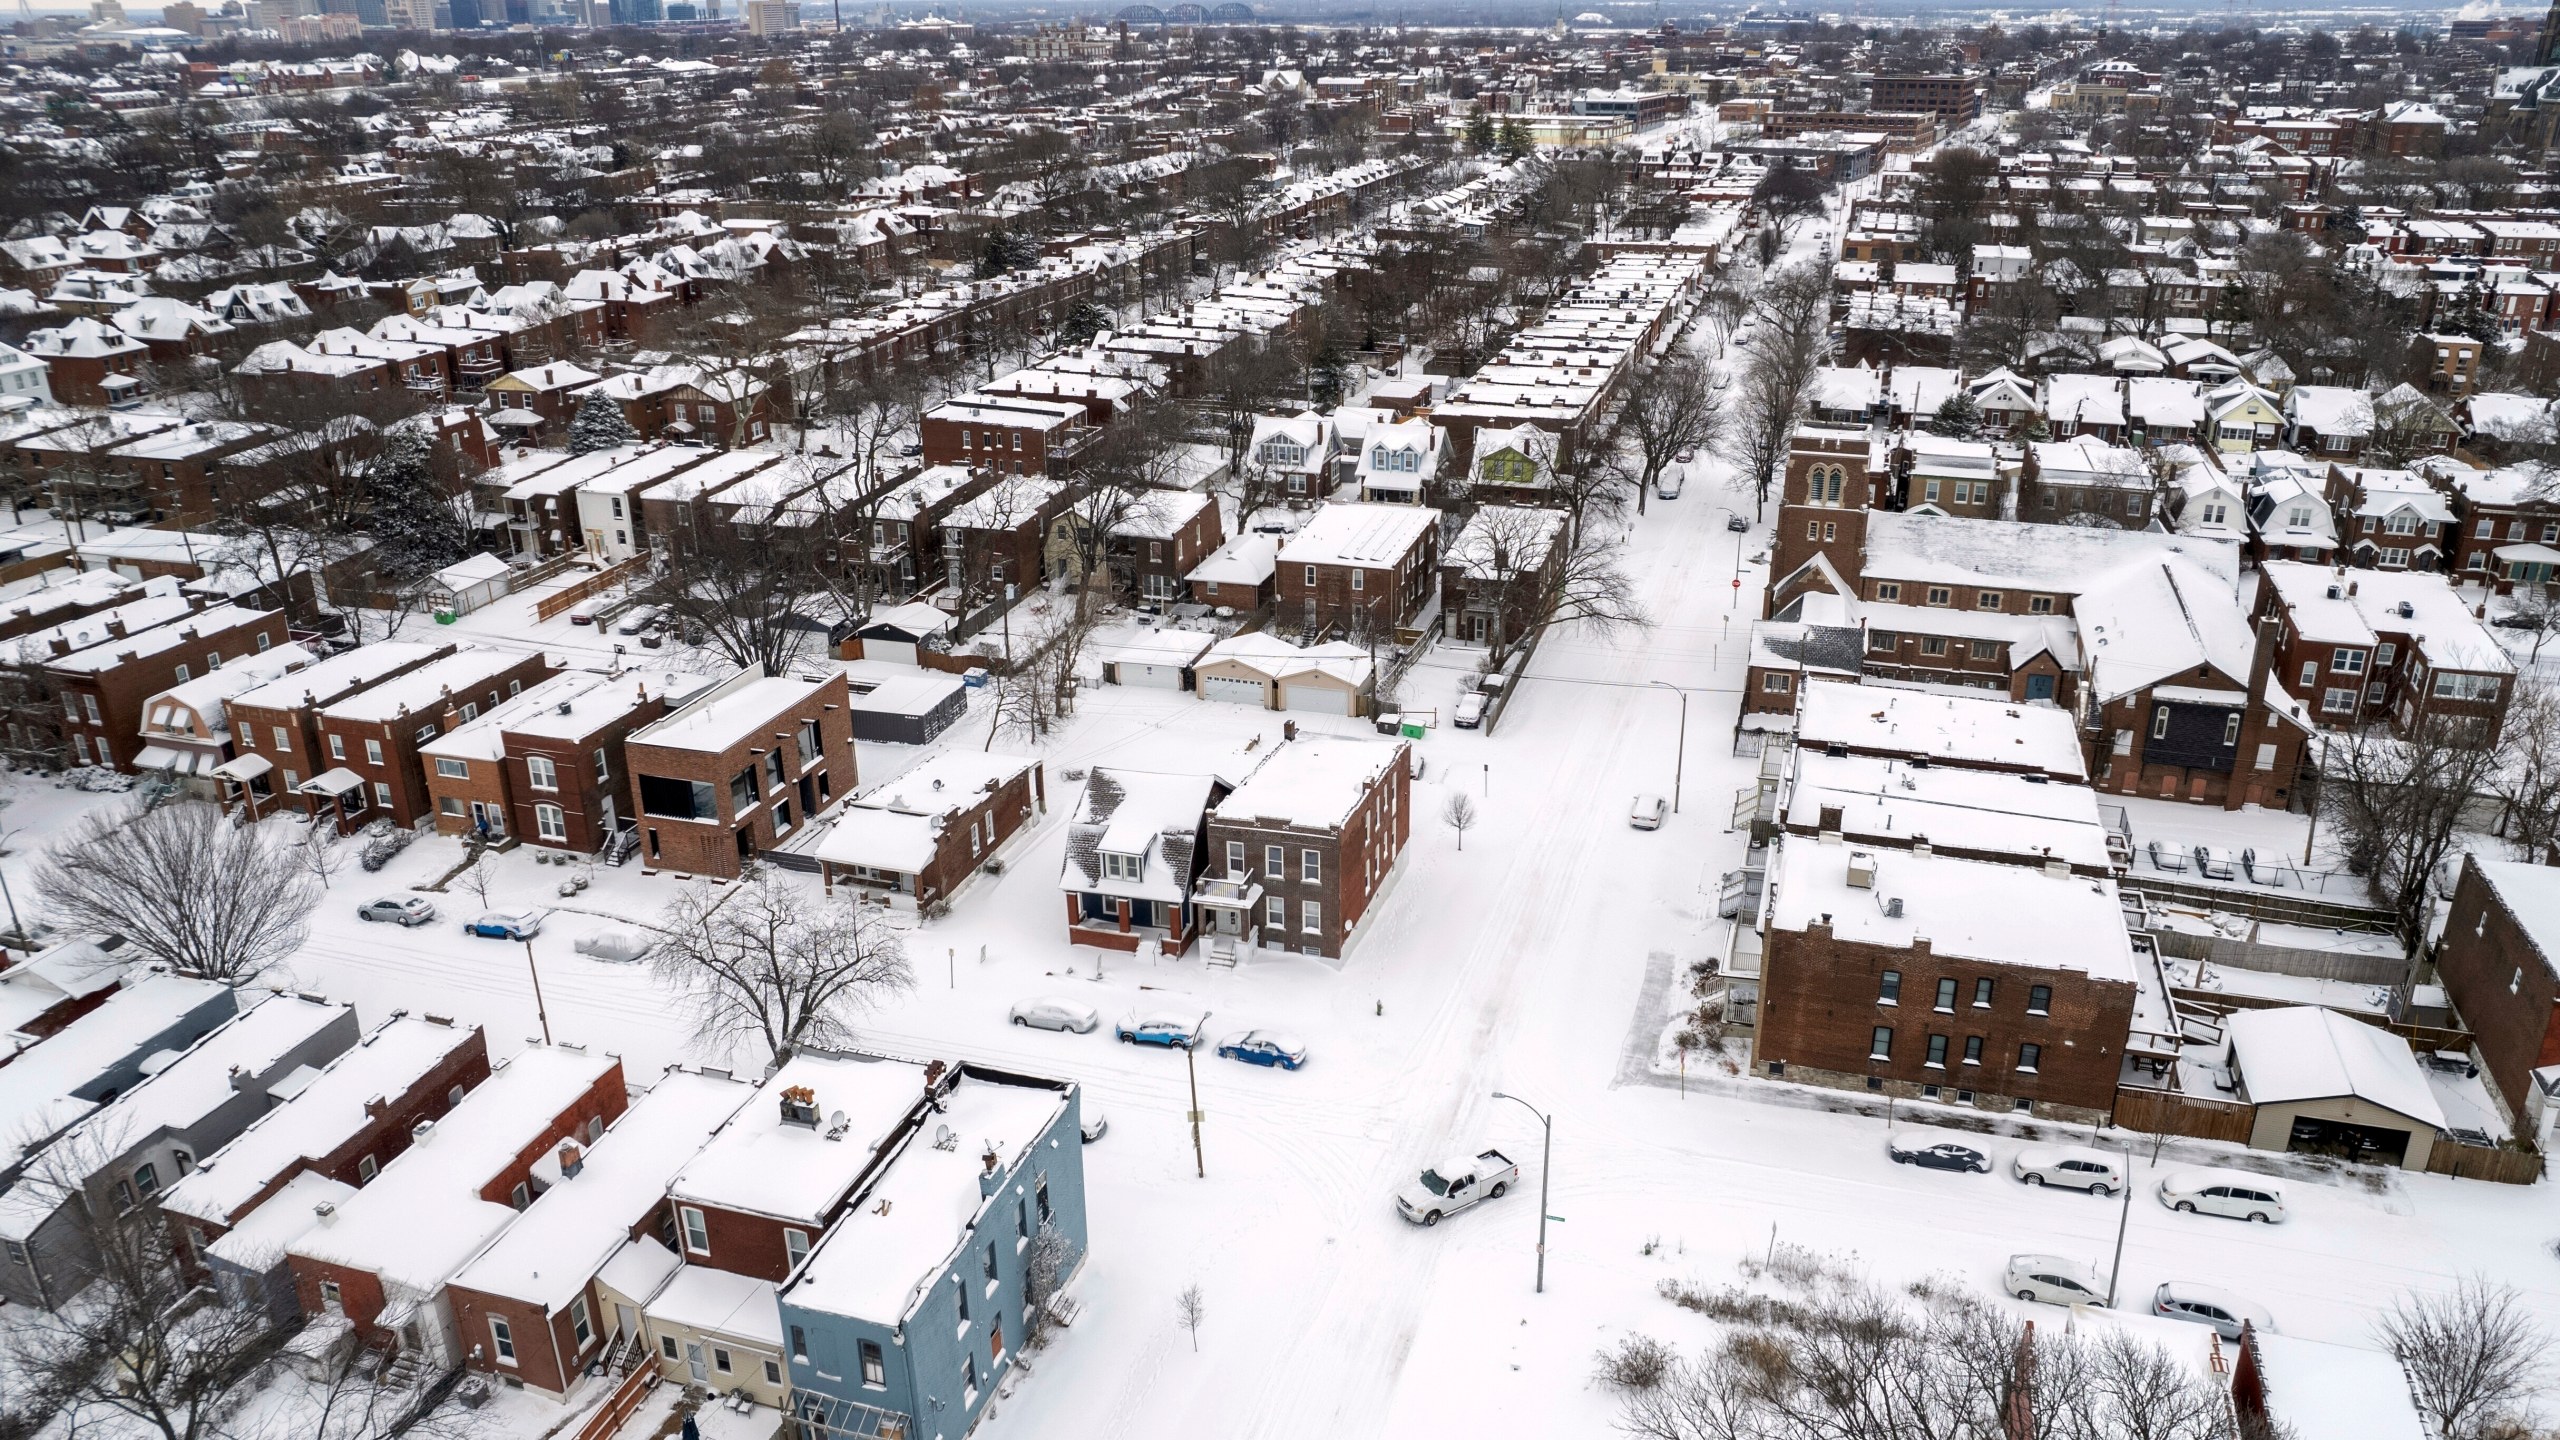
left=629, top=674, right=857, bottom=879
left=2435, top=856, right=2558, bottom=1121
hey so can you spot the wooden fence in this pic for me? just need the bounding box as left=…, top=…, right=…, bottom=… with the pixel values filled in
left=535, top=557, right=646, bottom=624
left=2112, top=1086, right=2257, bottom=1145
left=2146, top=929, right=2409, bottom=986
left=2427, top=1139, right=2545, bottom=1185
left=571, top=1361, right=657, bottom=1440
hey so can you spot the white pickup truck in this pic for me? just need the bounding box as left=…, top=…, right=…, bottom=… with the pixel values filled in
left=1395, top=1149, right=1520, bottom=1226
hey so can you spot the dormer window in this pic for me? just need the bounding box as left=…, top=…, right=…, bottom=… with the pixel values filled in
left=1100, top=850, right=1144, bottom=881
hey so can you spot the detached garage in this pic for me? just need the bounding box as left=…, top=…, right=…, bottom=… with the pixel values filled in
left=852, top=603, right=956, bottom=666
left=2225, top=1006, right=2446, bottom=1170
left=1196, top=632, right=1374, bottom=717
left=1100, top=626, right=1218, bottom=691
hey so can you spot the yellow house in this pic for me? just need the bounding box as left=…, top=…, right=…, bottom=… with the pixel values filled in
left=2204, top=381, right=2285, bottom=455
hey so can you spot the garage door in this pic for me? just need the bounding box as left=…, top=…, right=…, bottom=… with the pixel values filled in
left=1119, top=662, right=1183, bottom=690
left=864, top=639, right=918, bottom=665
left=1199, top=674, right=1268, bottom=707
left=1281, top=684, right=1350, bottom=715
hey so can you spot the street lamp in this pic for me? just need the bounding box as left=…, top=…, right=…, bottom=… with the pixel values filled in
left=1649, top=681, right=1687, bottom=813
left=1490, top=1090, right=1553, bottom=1295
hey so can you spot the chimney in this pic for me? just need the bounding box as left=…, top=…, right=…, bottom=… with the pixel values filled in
left=314, top=1200, right=337, bottom=1223
left=2246, top=614, right=2279, bottom=708
left=1846, top=850, right=1878, bottom=888
left=978, top=1144, right=1002, bottom=1198
left=778, top=1084, right=819, bottom=1129
left=1817, top=802, right=1844, bottom=835
left=363, top=1095, right=389, bottom=1120
left=411, top=1118, right=435, bottom=1143
left=2347, top=580, right=2358, bottom=597
left=556, top=1139, right=584, bottom=1178
left=103, top=617, right=126, bottom=638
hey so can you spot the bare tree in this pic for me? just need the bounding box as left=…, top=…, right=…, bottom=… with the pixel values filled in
left=1175, top=1283, right=1207, bottom=1353
left=2316, top=716, right=2510, bottom=951
left=1447, top=507, right=1645, bottom=665
left=1443, top=791, right=1478, bottom=851
left=293, top=814, right=347, bottom=892
left=2376, top=1277, right=2547, bottom=1440
left=1620, top=351, right=1723, bottom=518
left=652, top=871, right=916, bottom=1064
left=34, top=802, right=320, bottom=982
left=1722, top=264, right=1831, bottom=518
left=2493, top=680, right=2560, bottom=861
left=1022, top=1221, right=1079, bottom=1346
left=641, top=509, right=834, bottom=675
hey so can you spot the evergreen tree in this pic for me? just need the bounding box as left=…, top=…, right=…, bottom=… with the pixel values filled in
left=1465, top=110, right=1496, bottom=154
left=364, top=427, right=474, bottom=598
left=1927, top=390, right=1983, bottom=439
left=1497, top=119, right=1533, bottom=162
left=567, top=388, right=639, bottom=455
left=1060, top=300, right=1114, bottom=347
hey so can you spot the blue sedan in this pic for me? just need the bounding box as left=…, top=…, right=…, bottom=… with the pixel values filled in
left=464, top=909, right=544, bottom=940
left=1215, top=1031, right=1309, bottom=1070
left=1115, top=1012, right=1207, bottom=1049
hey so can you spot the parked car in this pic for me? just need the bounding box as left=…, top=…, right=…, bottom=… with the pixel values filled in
left=1012, top=997, right=1102, bottom=1034
left=1080, top=1106, right=1108, bottom=1143
left=2144, top=839, right=2188, bottom=872
left=1675, top=448, right=1696, bottom=464
left=2191, top=844, right=2236, bottom=880
left=1629, top=794, right=1668, bottom=830
left=1656, top=470, right=1683, bottom=500
left=2152, top=1282, right=2275, bottom=1340
left=1394, top=1149, right=1520, bottom=1226
left=568, top=607, right=598, bottom=626
left=1888, top=1135, right=1991, bottom=1173
left=1453, top=690, right=1488, bottom=729
left=1115, top=1011, right=1207, bottom=1049
left=2156, top=1169, right=2286, bottom=1223
left=1724, top=513, right=1749, bottom=533
left=1216, top=1030, right=1308, bottom=1069
left=574, top=928, right=653, bottom=963
left=464, top=909, right=544, bottom=940
left=357, top=896, right=436, bottom=927
left=615, top=605, right=662, bottom=636
left=2005, top=1254, right=2108, bottom=1309
left=2012, top=1144, right=2124, bottom=1195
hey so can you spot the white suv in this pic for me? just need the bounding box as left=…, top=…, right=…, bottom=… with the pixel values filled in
left=2011, top=1144, right=2125, bottom=1196
left=2157, top=1169, right=2286, bottom=1223
left=2005, top=1254, right=2107, bottom=1309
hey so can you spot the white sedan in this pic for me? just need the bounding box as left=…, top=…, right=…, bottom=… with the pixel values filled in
left=1010, top=997, right=1101, bottom=1034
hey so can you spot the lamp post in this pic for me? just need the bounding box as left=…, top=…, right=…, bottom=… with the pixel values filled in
left=1491, top=1090, right=1553, bottom=1294
left=2104, top=1144, right=2136, bottom=1308
left=1649, top=681, right=1688, bottom=813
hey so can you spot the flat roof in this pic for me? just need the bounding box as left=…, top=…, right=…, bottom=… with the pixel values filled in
left=1766, top=835, right=2138, bottom=981
left=1781, top=749, right=2113, bottom=871
left=1793, top=680, right=2089, bottom=779
left=668, top=1051, right=933, bottom=1225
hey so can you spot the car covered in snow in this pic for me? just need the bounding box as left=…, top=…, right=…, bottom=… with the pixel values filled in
left=358, top=896, right=436, bottom=927
left=1655, top=470, right=1683, bottom=500
left=2012, top=1144, right=2123, bottom=1195
left=1011, top=997, right=1102, bottom=1033
left=2005, top=1254, right=2106, bottom=1309
left=463, top=909, right=544, bottom=940
left=1080, top=1105, right=1108, bottom=1143
left=1215, top=1031, right=1308, bottom=1070
left=1395, top=1149, right=1519, bottom=1226
left=1115, top=1011, right=1207, bottom=1049
left=1453, top=690, right=1488, bottom=729
left=1629, top=795, right=1668, bottom=830
left=2156, top=1169, right=2285, bottom=1223
left=2152, top=1282, right=2274, bottom=1340
left=1888, top=1135, right=1991, bottom=1173
left=574, top=928, right=653, bottom=963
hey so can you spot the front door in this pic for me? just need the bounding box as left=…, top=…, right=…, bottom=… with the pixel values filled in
left=616, top=1303, right=638, bottom=1343
left=685, top=1342, right=708, bottom=1383
left=2024, top=674, right=2055, bottom=701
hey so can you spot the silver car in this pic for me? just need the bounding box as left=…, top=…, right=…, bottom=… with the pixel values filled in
left=358, top=896, right=436, bottom=926
left=2153, top=1282, right=2275, bottom=1340
left=1010, top=996, right=1101, bottom=1033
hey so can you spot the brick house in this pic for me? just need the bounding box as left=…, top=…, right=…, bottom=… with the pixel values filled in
left=664, top=1051, right=948, bottom=1284
left=47, top=600, right=289, bottom=772
left=2328, top=465, right=2456, bottom=571
left=2257, top=561, right=2515, bottom=745
left=420, top=666, right=713, bottom=851
left=1192, top=737, right=1410, bottom=961
left=1045, top=488, right=1224, bottom=603
left=2432, top=855, right=2560, bottom=1123
left=937, top=474, right=1070, bottom=603
left=444, top=1070, right=751, bottom=1399
left=624, top=668, right=857, bottom=879
left=1752, top=837, right=2145, bottom=1122
left=2441, top=461, right=2560, bottom=591
left=304, top=647, right=556, bottom=833
left=813, top=751, right=1046, bottom=909
left=1766, top=426, right=1886, bottom=615
left=920, top=395, right=1090, bottom=476
left=1057, top=767, right=1229, bottom=955
left=1274, top=502, right=1442, bottom=638
left=283, top=1044, right=627, bottom=1363
left=225, top=641, right=455, bottom=808
left=1441, top=506, right=1569, bottom=653
left=23, top=317, right=149, bottom=406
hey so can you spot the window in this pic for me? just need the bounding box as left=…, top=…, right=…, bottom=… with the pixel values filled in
left=1266, top=895, right=1285, bottom=927
left=1036, top=1174, right=1051, bottom=1223
left=1972, top=978, right=1993, bottom=1008
left=173, top=664, right=189, bottom=684
left=2255, top=742, right=2278, bottom=771
left=1925, top=586, right=1951, bottom=607
left=2374, top=643, right=2396, bottom=666
left=439, top=797, right=464, bottom=817
left=798, top=720, right=821, bottom=764
left=789, top=1327, right=807, bottom=1362
left=2435, top=672, right=2501, bottom=702
left=2322, top=687, right=2357, bottom=714
left=527, top=755, right=557, bottom=791
left=1265, top=844, right=1285, bottom=878
left=712, top=1347, right=732, bottom=1374
left=1920, top=636, right=1949, bottom=657
left=363, top=738, right=384, bottom=765
left=2151, top=707, right=2170, bottom=740
left=510, top=1181, right=530, bottom=1209
left=1875, top=583, right=1901, bottom=601
left=357, top=1153, right=378, bottom=1183
left=272, top=726, right=289, bottom=752
left=1962, top=1036, right=1983, bottom=1065
left=2027, top=985, right=2052, bottom=1015
left=860, top=1340, right=885, bottom=1387
left=1870, top=1026, right=1893, bottom=1060
left=785, top=1228, right=810, bottom=1270
left=1227, top=841, right=1245, bottom=875
left=2298, top=661, right=2318, bottom=690
left=2222, top=713, right=2242, bottom=746
left=954, top=1273, right=970, bottom=1322
left=571, top=1296, right=593, bottom=1347
left=1017, top=1197, right=1030, bottom=1240
left=133, top=1162, right=159, bottom=1197
left=328, top=733, right=345, bottom=761
left=1934, top=978, right=1956, bottom=1012
left=765, top=1360, right=782, bottom=1385
left=536, top=804, right=566, bottom=842
left=1301, top=849, right=1320, bottom=882
left=2333, top=647, right=2366, bottom=675
left=593, top=748, right=611, bottom=781
left=680, top=1206, right=709, bottom=1255
left=489, top=1317, right=516, bottom=1364
left=1976, top=591, right=2001, bottom=610
left=1302, top=900, right=1322, bottom=933
left=1351, top=570, right=1365, bottom=591
left=984, top=1240, right=1000, bottom=1284
left=2028, top=595, right=2054, bottom=614
left=320, top=1280, right=341, bottom=1310
left=964, top=1352, right=980, bottom=1399
left=2017, top=1043, right=2043, bottom=1073
left=1303, top=565, right=1317, bottom=586
left=1764, top=672, right=1793, bottom=693
left=1925, top=1034, right=1948, bottom=1068
left=1878, top=970, right=1901, bottom=1004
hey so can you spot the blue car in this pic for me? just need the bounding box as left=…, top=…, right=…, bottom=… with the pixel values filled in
left=1116, top=1011, right=1207, bottom=1049
left=1215, top=1031, right=1309, bottom=1070
left=464, top=909, right=544, bottom=940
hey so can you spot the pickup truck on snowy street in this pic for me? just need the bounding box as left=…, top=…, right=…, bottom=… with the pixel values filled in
left=1395, top=1149, right=1520, bottom=1226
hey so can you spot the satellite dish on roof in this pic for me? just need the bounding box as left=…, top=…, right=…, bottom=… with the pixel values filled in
left=825, top=1110, right=850, bottom=1141
left=933, top=1123, right=958, bottom=1151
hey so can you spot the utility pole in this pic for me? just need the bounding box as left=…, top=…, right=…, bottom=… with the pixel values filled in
left=1492, top=1091, right=1553, bottom=1294
left=522, top=937, right=553, bottom=1045
left=1185, top=1037, right=1206, bottom=1179
left=2104, top=1147, right=2134, bottom=1307
left=1649, top=681, right=1688, bottom=812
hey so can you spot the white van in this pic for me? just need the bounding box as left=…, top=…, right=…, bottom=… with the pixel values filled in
left=2156, top=1169, right=2286, bottom=1223
left=2005, top=1254, right=2107, bottom=1309
left=2011, top=1144, right=2126, bottom=1195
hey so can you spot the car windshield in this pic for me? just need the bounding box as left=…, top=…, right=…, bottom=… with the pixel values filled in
left=1418, top=1169, right=1452, bottom=1196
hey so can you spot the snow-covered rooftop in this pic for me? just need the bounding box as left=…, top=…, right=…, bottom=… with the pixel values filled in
left=669, top=1051, right=935, bottom=1226
left=2226, top=1005, right=2445, bottom=1127
left=1214, top=737, right=1404, bottom=832
left=0, top=973, right=233, bottom=1178
left=1793, top=679, right=2089, bottom=779
left=1765, top=835, right=2139, bottom=983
